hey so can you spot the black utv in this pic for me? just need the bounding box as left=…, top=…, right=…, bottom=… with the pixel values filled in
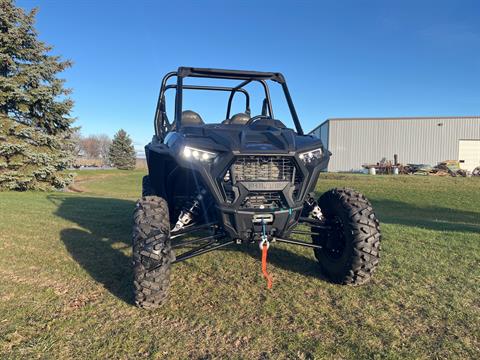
left=133, top=67, right=381, bottom=308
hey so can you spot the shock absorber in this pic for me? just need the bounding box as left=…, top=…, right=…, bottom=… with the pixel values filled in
left=305, top=193, right=323, bottom=220
left=172, top=188, right=207, bottom=232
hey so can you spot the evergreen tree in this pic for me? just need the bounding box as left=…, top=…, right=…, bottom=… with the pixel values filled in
left=109, top=129, right=136, bottom=170
left=0, top=0, right=74, bottom=190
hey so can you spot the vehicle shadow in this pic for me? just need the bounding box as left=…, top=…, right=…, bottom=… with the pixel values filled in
left=50, top=194, right=326, bottom=303
left=49, top=194, right=479, bottom=304
left=49, top=195, right=135, bottom=305
left=224, top=243, right=325, bottom=279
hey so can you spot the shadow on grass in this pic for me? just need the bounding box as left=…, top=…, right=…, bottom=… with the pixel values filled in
left=371, top=199, right=480, bottom=233
left=48, top=194, right=479, bottom=304
left=232, top=244, right=325, bottom=279
left=49, top=195, right=135, bottom=304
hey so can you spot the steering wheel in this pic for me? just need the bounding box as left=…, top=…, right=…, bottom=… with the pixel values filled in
left=244, top=115, right=271, bottom=127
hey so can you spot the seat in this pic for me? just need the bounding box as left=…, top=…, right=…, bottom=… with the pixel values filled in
left=181, top=110, right=204, bottom=126
left=227, top=112, right=250, bottom=125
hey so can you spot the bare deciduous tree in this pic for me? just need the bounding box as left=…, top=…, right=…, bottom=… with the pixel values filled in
left=80, top=135, right=101, bottom=159
left=97, top=134, right=112, bottom=165
left=77, top=133, right=112, bottom=162
left=70, top=128, right=83, bottom=157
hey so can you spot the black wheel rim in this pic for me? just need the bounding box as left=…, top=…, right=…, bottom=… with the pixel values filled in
left=323, top=216, right=346, bottom=259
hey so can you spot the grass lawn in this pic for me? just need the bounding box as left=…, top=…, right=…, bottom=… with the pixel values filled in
left=0, top=170, right=479, bottom=359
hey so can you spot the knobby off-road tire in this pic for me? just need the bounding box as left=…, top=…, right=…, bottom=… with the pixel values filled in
left=312, top=188, right=381, bottom=285
left=142, top=175, right=153, bottom=197
left=133, top=196, right=174, bottom=308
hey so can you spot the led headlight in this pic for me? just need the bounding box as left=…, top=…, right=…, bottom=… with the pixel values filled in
left=298, top=147, right=323, bottom=164
left=182, top=146, right=217, bottom=162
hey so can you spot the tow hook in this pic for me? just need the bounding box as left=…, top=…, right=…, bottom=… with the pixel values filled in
left=259, top=220, right=270, bottom=250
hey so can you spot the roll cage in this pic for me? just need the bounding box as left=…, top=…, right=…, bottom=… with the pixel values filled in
left=154, top=67, right=304, bottom=138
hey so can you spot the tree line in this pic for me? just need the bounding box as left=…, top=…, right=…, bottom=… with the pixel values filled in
left=72, top=130, right=137, bottom=170
left=0, top=0, right=136, bottom=190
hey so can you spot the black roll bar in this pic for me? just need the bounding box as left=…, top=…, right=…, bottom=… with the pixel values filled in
left=165, top=84, right=250, bottom=121
left=177, top=67, right=285, bottom=83
left=154, top=71, right=176, bottom=136
left=226, top=79, right=251, bottom=119
left=154, top=67, right=304, bottom=136
left=175, top=74, right=183, bottom=134
left=281, top=82, right=303, bottom=135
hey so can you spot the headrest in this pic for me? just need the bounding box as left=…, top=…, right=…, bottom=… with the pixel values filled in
left=181, top=110, right=204, bottom=125
left=229, top=112, right=250, bottom=125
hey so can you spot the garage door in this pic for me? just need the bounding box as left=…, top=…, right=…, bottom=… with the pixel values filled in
left=459, top=140, right=480, bottom=171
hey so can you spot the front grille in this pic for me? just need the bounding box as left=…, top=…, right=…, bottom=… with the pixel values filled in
left=241, top=192, right=286, bottom=209
left=232, top=156, right=300, bottom=182
left=220, top=156, right=304, bottom=206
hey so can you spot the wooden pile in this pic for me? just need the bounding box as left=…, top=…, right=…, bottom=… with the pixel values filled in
left=363, top=159, right=474, bottom=177
left=432, top=160, right=467, bottom=177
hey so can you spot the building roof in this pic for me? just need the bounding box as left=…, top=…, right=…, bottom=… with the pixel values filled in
left=308, top=115, right=480, bottom=134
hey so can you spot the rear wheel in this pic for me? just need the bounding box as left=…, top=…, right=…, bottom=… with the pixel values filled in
left=132, top=196, right=174, bottom=308
left=312, top=188, right=381, bottom=285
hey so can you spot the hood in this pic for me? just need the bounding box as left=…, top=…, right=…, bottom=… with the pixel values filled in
left=180, top=122, right=323, bottom=154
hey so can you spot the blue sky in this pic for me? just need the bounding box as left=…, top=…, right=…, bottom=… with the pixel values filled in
left=18, top=0, right=480, bottom=154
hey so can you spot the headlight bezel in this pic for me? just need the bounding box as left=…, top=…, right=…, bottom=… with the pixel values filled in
left=298, top=147, right=323, bottom=164
left=182, top=146, right=218, bottom=162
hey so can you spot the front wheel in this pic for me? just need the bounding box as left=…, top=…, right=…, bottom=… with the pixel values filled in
left=311, top=188, right=381, bottom=285
left=132, top=196, right=174, bottom=308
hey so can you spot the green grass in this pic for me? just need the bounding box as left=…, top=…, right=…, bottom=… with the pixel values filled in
left=1, top=170, right=479, bottom=359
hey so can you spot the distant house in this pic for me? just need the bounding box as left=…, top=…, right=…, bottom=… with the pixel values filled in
left=309, top=116, right=480, bottom=172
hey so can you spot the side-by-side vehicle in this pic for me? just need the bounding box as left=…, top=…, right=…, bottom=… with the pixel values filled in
left=133, top=67, right=381, bottom=308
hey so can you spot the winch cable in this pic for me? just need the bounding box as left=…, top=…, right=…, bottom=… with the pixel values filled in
left=260, top=220, right=273, bottom=289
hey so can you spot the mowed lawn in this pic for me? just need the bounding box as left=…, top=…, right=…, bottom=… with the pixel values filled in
left=0, top=170, right=479, bottom=359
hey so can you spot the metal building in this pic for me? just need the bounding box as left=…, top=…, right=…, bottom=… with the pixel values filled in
left=309, top=116, right=480, bottom=172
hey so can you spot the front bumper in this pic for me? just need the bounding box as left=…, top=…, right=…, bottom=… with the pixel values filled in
left=218, top=204, right=304, bottom=241
left=214, top=154, right=321, bottom=240
left=146, top=143, right=326, bottom=240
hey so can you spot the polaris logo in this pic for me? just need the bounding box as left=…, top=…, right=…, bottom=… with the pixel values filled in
left=242, top=181, right=289, bottom=191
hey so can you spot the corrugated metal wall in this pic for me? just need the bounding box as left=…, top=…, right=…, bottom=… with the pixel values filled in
left=311, top=117, right=480, bottom=172
left=318, top=121, right=329, bottom=150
